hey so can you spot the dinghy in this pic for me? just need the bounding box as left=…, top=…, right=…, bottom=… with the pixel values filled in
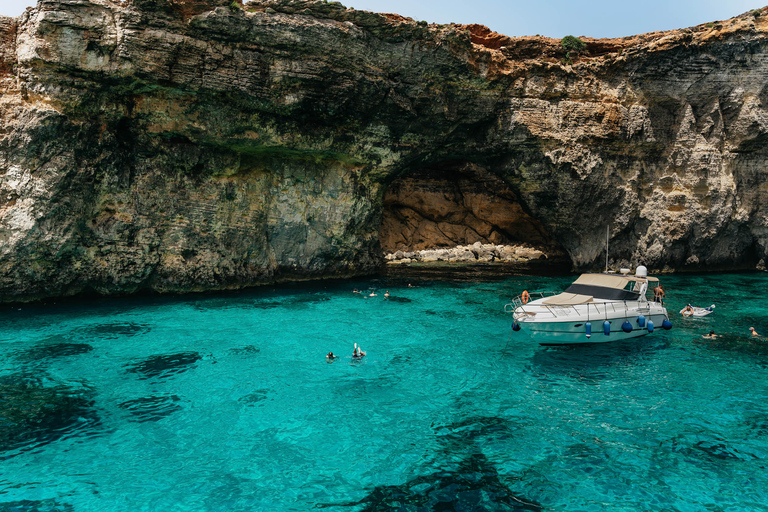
left=680, top=304, right=715, bottom=317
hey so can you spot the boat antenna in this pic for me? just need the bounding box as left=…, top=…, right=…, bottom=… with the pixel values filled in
left=605, top=224, right=609, bottom=273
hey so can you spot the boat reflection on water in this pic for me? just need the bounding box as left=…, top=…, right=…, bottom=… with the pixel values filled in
left=529, top=339, right=668, bottom=383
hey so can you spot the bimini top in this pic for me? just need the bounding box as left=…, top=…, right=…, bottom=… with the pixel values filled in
left=541, top=292, right=593, bottom=305
left=541, top=273, right=659, bottom=305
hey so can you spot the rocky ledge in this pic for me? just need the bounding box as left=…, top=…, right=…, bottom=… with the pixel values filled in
left=385, top=242, right=548, bottom=265
left=2, top=0, right=768, bottom=302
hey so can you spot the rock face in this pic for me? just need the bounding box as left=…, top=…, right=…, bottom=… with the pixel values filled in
left=2, top=0, right=768, bottom=301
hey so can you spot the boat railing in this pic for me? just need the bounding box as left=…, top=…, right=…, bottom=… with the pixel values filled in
left=508, top=298, right=655, bottom=319
left=504, top=291, right=558, bottom=313
left=543, top=301, right=652, bottom=319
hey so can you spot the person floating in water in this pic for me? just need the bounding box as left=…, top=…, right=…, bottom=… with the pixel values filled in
left=369, top=291, right=377, bottom=297
left=326, top=352, right=337, bottom=361
left=681, top=304, right=694, bottom=317
left=353, top=343, right=366, bottom=358
left=384, top=290, right=390, bottom=298
left=703, top=330, right=719, bottom=339
left=750, top=327, right=760, bottom=337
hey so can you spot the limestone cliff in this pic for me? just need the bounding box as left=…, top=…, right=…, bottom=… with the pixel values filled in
left=1, top=0, right=768, bottom=301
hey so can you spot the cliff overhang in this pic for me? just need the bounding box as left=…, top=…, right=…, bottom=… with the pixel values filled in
left=1, top=0, right=768, bottom=301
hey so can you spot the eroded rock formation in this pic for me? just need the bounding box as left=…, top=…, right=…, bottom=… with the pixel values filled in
left=2, top=0, right=768, bottom=301
left=379, top=162, right=562, bottom=253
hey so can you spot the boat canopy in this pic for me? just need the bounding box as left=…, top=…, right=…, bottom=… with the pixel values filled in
left=563, top=273, right=657, bottom=301
left=541, top=292, right=593, bottom=305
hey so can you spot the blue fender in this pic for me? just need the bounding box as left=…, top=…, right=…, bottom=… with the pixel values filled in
left=647, top=320, right=654, bottom=333
left=637, top=315, right=646, bottom=328
left=603, top=320, right=611, bottom=336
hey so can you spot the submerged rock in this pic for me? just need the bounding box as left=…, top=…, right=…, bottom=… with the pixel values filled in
left=321, top=452, right=541, bottom=511
left=0, top=499, right=74, bottom=512
left=0, top=374, right=99, bottom=454
left=78, top=323, right=152, bottom=340
left=125, top=352, right=203, bottom=379
left=14, top=341, right=94, bottom=363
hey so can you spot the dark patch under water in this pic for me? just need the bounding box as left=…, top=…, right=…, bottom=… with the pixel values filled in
left=227, top=345, right=261, bottom=356
left=118, top=394, right=184, bottom=422
left=0, top=374, right=99, bottom=455
left=659, top=433, right=759, bottom=464
left=77, top=322, right=151, bottom=340
left=14, top=342, right=93, bottom=363
left=0, top=498, right=74, bottom=512
left=248, top=294, right=331, bottom=310
left=125, top=352, right=202, bottom=379
left=238, top=389, right=270, bottom=406
left=529, top=340, right=665, bottom=383
left=433, top=415, right=523, bottom=444
left=697, top=336, right=768, bottom=357
left=384, top=296, right=412, bottom=303
left=691, top=440, right=754, bottom=461
left=319, top=452, right=541, bottom=511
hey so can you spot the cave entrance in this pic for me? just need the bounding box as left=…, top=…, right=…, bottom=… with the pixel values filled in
left=378, top=161, right=567, bottom=264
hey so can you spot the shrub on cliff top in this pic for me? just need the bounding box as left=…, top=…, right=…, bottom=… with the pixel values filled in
left=561, top=35, right=586, bottom=54
left=561, top=35, right=586, bottom=64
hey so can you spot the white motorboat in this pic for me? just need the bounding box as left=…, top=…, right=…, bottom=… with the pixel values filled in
left=504, top=266, right=671, bottom=345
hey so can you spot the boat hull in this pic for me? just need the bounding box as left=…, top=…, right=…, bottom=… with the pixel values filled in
left=511, top=299, right=669, bottom=345
left=518, top=313, right=670, bottom=345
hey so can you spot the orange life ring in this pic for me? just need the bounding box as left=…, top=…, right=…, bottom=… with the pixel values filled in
left=521, top=290, right=530, bottom=304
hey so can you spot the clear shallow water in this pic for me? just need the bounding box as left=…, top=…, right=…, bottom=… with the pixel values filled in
left=1, top=272, right=768, bottom=511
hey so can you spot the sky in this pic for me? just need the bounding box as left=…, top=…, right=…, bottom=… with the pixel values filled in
left=0, top=0, right=764, bottom=38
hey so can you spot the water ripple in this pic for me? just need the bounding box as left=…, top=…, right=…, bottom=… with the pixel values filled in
left=118, top=394, right=185, bottom=422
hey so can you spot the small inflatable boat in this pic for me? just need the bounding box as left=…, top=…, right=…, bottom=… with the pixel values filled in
left=680, top=304, right=715, bottom=317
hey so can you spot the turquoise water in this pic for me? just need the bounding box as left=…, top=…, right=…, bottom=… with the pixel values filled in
left=2, top=272, right=768, bottom=511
